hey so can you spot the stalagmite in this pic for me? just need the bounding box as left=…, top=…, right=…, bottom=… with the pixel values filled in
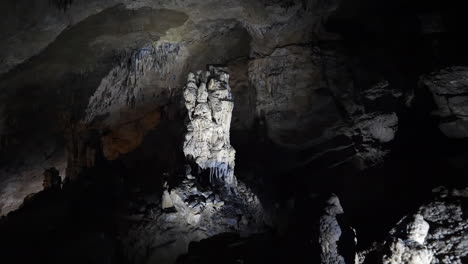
left=319, top=194, right=347, bottom=264
left=183, top=66, right=236, bottom=187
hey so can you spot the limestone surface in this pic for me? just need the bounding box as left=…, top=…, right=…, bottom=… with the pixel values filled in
left=319, top=194, right=347, bottom=264
left=183, top=67, right=236, bottom=187
left=123, top=174, right=265, bottom=264
left=359, top=188, right=467, bottom=264
left=420, top=67, right=468, bottom=138
left=417, top=187, right=468, bottom=264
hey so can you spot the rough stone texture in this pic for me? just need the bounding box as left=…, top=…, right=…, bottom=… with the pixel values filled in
left=249, top=46, right=343, bottom=147
left=120, top=66, right=266, bottom=264
left=420, top=67, right=468, bottom=138
left=382, top=238, right=433, bottom=264
left=84, top=43, right=184, bottom=125
left=183, top=67, right=236, bottom=186
left=81, top=43, right=180, bottom=160
left=359, top=214, right=433, bottom=264
left=392, top=215, right=431, bottom=245
left=321, top=48, right=405, bottom=168
left=319, top=194, right=348, bottom=264
left=0, top=0, right=404, bottom=218
left=345, top=112, right=399, bottom=168
left=0, top=5, right=190, bottom=214
left=122, top=174, right=266, bottom=264
left=0, top=0, right=338, bottom=75
left=417, top=187, right=468, bottom=264
left=0, top=0, right=348, bottom=215
left=383, top=214, right=434, bottom=264
left=246, top=44, right=404, bottom=169
left=0, top=0, right=121, bottom=74
left=362, top=80, right=405, bottom=104
left=359, top=187, right=467, bottom=264
left=0, top=1, right=466, bottom=263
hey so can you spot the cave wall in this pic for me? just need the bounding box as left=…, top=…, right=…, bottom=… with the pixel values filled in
left=0, top=0, right=467, bottom=264
left=0, top=0, right=341, bottom=215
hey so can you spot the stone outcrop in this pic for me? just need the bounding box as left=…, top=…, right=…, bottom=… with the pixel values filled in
left=320, top=48, right=405, bottom=168
left=359, top=187, right=467, bottom=264
left=247, top=45, right=402, bottom=169
left=122, top=67, right=266, bottom=263
left=123, top=173, right=265, bottom=264
left=358, top=214, right=433, bottom=264
left=183, top=66, right=236, bottom=187
left=382, top=214, right=433, bottom=264
left=319, top=194, right=347, bottom=264
left=344, top=112, right=399, bottom=168
left=319, top=194, right=357, bottom=264
left=0, top=0, right=467, bottom=263
left=83, top=43, right=183, bottom=160
left=381, top=238, right=433, bottom=264
left=417, top=187, right=468, bottom=264
left=0, top=0, right=344, bottom=214
left=420, top=67, right=468, bottom=138
left=248, top=46, right=342, bottom=147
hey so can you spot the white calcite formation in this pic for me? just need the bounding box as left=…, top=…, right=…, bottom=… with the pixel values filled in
left=183, top=66, right=236, bottom=186
left=382, top=214, right=433, bottom=264
left=359, top=215, right=434, bottom=264
left=382, top=238, right=433, bottom=264
left=124, top=173, right=266, bottom=264
left=124, top=67, right=268, bottom=264
left=359, top=187, right=467, bottom=264
left=417, top=187, right=468, bottom=264
left=319, top=194, right=348, bottom=264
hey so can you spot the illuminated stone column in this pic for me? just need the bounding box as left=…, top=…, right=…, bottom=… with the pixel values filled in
left=183, top=66, right=236, bottom=187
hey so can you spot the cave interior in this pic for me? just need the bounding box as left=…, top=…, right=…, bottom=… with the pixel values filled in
left=0, top=0, right=467, bottom=264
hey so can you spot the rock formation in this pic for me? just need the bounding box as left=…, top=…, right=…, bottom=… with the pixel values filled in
left=121, top=68, right=266, bottom=263
left=123, top=165, right=265, bottom=264
left=345, top=112, right=399, bottom=168
left=0, top=0, right=467, bottom=263
left=319, top=194, right=348, bottom=264
left=417, top=187, right=468, bottom=264
left=183, top=66, right=236, bottom=187
left=358, top=214, right=434, bottom=264
left=383, top=214, right=433, bottom=264
left=420, top=67, right=468, bottom=138
left=359, top=187, right=468, bottom=264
